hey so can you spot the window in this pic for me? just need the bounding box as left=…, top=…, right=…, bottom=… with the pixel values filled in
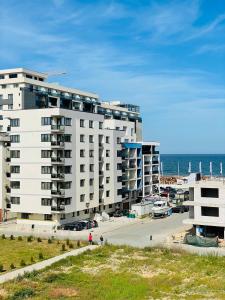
left=64, top=166, right=71, bottom=174
left=10, top=135, right=20, bottom=143
left=77, top=211, right=80, bottom=216
left=85, top=209, right=89, bottom=214
left=106, top=190, right=110, bottom=197
left=80, top=119, right=84, bottom=127
left=65, top=118, right=71, bottom=126
left=41, top=134, right=51, bottom=142
left=11, top=166, right=20, bottom=173
left=8, top=94, right=13, bottom=101
left=41, top=117, right=51, bottom=125
left=9, top=73, right=17, bottom=78
left=41, top=182, right=52, bottom=190
left=201, top=206, right=219, bottom=217
left=44, top=214, right=52, bottom=221
left=117, top=163, right=122, bottom=170
left=117, top=137, right=121, bottom=144
left=10, top=150, right=20, bottom=158
left=41, top=150, right=52, bottom=158
left=131, top=128, right=134, bottom=136
left=80, top=194, right=85, bottom=202
left=80, top=164, right=85, bottom=172
left=90, top=178, right=94, bottom=186
left=89, top=135, right=94, bottom=143
left=11, top=181, right=20, bottom=189
left=80, top=149, right=85, bottom=157
left=106, top=136, right=110, bottom=143
left=116, top=127, right=120, bottom=131
left=64, top=134, right=71, bottom=142
left=106, top=177, right=110, bottom=184
left=89, top=150, right=94, bottom=157
left=89, top=120, right=93, bottom=128
left=106, top=150, right=110, bottom=157
left=41, top=166, right=52, bottom=174
left=90, top=193, right=94, bottom=200
left=11, top=197, right=20, bottom=204
left=10, top=118, right=20, bottom=127
left=26, top=74, right=33, bottom=79
left=80, top=134, right=85, bottom=142
left=90, top=164, right=94, bottom=172
left=64, top=150, right=72, bottom=158
left=41, top=198, right=52, bottom=206
left=8, top=104, right=13, bottom=110
left=65, top=198, right=71, bottom=205
left=117, top=189, right=122, bottom=195
left=109, top=204, right=113, bottom=208
left=201, top=188, right=219, bottom=198
left=106, top=163, right=110, bottom=171
left=0, top=75, right=5, bottom=80
left=62, top=181, right=71, bottom=189
left=99, top=122, right=103, bottom=129
left=80, top=179, right=85, bottom=187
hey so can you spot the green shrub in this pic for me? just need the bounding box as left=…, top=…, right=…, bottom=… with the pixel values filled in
left=0, top=264, right=4, bottom=272
left=18, top=236, right=23, bottom=241
left=10, top=263, right=16, bottom=269
left=1, top=234, right=6, bottom=239
left=66, top=239, right=70, bottom=246
left=20, top=259, right=26, bottom=267
left=10, top=234, right=14, bottom=240
left=48, top=238, right=52, bottom=244
left=61, top=244, right=66, bottom=251
left=30, top=256, right=34, bottom=263
left=45, top=273, right=60, bottom=283
left=11, top=287, right=35, bottom=300
left=69, top=243, right=74, bottom=249
left=77, top=240, right=81, bottom=247
left=37, top=237, right=42, bottom=242
left=27, top=236, right=33, bottom=242
left=38, top=252, right=44, bottom=260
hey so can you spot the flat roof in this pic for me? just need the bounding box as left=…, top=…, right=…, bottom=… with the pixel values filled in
left=142, top=141, right=160, bottom=146
left=0, top=68, right=47, bottom=78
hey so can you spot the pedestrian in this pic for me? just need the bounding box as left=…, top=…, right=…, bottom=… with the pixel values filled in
left=100, top=235, right=104, bottom=246
left=88, top=232, right=93, bottom=245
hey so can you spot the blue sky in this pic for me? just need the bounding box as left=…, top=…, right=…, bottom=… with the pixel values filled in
left=0, top=0, right=225, bottom=154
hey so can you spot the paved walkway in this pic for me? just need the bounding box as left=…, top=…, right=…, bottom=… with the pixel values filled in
left=0, top=245, right=98, bottom=284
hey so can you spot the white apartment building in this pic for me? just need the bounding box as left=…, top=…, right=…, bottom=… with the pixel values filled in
left=0, top=68, right=160, bottom=225
left=184, top=179, right=225, bottom=239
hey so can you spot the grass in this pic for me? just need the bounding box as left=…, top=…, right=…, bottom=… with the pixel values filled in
left=0, top=236, right=85, bottom=273
left=2, top=245, right=225, bottom=299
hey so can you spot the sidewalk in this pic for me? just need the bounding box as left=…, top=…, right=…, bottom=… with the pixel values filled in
left=0, top=245, right=98, bottom=284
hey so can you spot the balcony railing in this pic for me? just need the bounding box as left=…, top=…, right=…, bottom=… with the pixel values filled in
left=51, top=141, right=65, bottom=147
left=51, top=157, right=65, bottom=163
left=51, top=205, right=65, bottom=212
left=51, top=174, right=65, bottom=179
left=99, top=171, right=104, bottom=176
left=51, top=125, right=65, bottom=132
left=51, top=189, right=65, bottom=196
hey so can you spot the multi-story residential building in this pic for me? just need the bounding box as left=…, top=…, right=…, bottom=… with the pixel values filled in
left=0, top=68, right=160, bottom=224
left=184, top=179, right=225, bottom=239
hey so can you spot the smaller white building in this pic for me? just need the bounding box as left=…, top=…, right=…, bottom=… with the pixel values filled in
left=184, top=179, right=225, bottom=239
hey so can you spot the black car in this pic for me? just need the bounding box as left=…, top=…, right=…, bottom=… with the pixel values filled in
left=62, top=223, right=82, bottom=231
left=172, top=205, right=189, bottom=213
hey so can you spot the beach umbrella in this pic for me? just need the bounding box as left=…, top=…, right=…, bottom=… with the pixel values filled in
left=199, top=161, right=202, bottom=174
left=188, top=162, right=191, bottom=173
left=160, top=161, right=163, bottom=176
left=209, top=162, right=212, bottom=177
left=220, top=162, right=223, bottom=176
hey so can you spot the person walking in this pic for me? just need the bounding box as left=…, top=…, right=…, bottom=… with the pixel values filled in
left=100, top=235, right=104, bottom=246
left=88, top=233, right=93, bottom=245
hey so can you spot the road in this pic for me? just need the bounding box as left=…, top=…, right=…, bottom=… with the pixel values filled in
left=104, top=212, right=189, bottom=248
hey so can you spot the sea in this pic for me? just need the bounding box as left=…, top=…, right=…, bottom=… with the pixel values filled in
left=161, top=154, right=225, bottom=176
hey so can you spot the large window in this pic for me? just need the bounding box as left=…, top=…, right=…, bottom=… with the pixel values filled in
left=41, top=166, right=52, bottom=174
left=11, top=197, right=20, bottom=204
left=64, top=134, right=71, bottom=142
left=41, top=198, right=52, bottom=206
left=41, top=182, right=52, bottom=190
left=10, top=135, right=20, bottom=143
left=201, top=188, right=219, bottom=198
left=41, top=117, right=51, bottom=125
left=41, top=134, right=51, bottom=142
left=10, top=150, right=20, bottom=158
left=80, top=119, right=84, bottom=127
left=10, top=118, right=20, bottom=127
left=11, top=181, right=20, bottom=189
left=201, top=206, right=219, bottom=217
left=11, top=166, right=20, bottom=173
left=64, top=150, right=72, bottom=158
left=41, top=150, right=52, bottom=158
left=65, top=118, right=72, bottom=126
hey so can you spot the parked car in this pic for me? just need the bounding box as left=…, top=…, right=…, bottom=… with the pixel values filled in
left=62, top=223, right=82, bottom=231
left=172, top=205, right=189, bottom=213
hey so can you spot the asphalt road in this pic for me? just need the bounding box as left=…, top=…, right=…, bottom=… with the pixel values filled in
left=105, top=212, right=189, bottom=248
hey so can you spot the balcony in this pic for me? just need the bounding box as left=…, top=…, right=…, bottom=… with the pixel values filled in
left=144, top=171, right=151, bottom=175
left=51, top=125, right=65, bottom=132
left=152, top=170, right=159, bottom=174
left=51, top=173, right=65, bottom=180
left=51, top=189, right=65, bottom=196
left=99, top=185, right=104, bottom=190
left=152, top=180, right=159, bottom=184
left=51, top=157, right=65, bottom=164
left=99, top=156, right=104, bottom=162
left=99, top=170, right=104, bottom=176
left=99, top=142, right=104, bottom=148
left=122, top=175, right=129, bottom=181
left=152, top=160, right=159, bottom=165
left=51, top=141, right=65, bottom=148
left=51, top=205, right=65, bottom=212
left=144, top=161, right=150, bottom=165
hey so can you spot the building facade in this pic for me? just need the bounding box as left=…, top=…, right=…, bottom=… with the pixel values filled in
left=184, top=180, right=225, bottom=239
left=0, top=68, right=160, bottom=224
